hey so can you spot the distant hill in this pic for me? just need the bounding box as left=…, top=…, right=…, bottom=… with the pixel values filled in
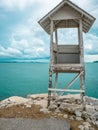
left=93, top=61, right=98, bottom=63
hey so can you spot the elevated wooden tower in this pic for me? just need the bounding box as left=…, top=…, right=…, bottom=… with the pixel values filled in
left=38, top=0, right=95, bottom=110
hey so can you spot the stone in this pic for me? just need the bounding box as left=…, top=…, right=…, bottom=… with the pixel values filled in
left=86, top=118, right=92, bottom=123
left=84, top=125, right=89, bottom=130
left=82, top=111, right=89, bottom=120
left=83, top=122, right=91, bottom=127
left=89, top=127, right=95, bottom=130
left=93, top=112, right=98, bottom=120
left=48, top=104, right=57, bottom=111
left=95, top=121, right=98, bottom=127
left=55, top=109, right=61, bottom=113
left=95, top=106, right=98, bottom=111
left=63, top=114, right=68, bottom=119
left=76, top=117, right=83, bottom=121
left=78, top=125, right=84, bottom=130
left=75, top=110, right=82, bottom=117
left=25, top=104, right=31, bottom=108
left=59, top=103, right=68, bottom=111
left=40, top=108, right=50, bottom=114
left=69, top=116, right=75, bottom=120
left=0, top=96, right=29, bottom=108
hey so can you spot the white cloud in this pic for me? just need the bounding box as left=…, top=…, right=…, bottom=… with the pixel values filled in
left=0, top=0, right=61, bottom=11
left=0, top=0, right=97, bottom=62
left=0, top=0, right=35, bottom=10
left=85, top=55, right=98, bottom=62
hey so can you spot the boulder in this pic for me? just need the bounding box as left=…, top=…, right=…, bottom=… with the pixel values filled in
left=0, top=96, right=29, bottom=108
left=75, top=110, right=82, bottom=117
left=48, top=104, right=57, bottom=111
left=40, top=108, right=50, bottom=114
left=63, top=114, right=68, bottom=119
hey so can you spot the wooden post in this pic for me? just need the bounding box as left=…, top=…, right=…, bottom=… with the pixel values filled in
left=50, top=20, right=54, bottom=65
left=55, top=29, right=58, bottom=64
left=53, top=73, right=58, bottom=97
left=47, top=70, right=52, bottom=107
left=48, top=20, right=54, bottom=107
left=55, top=29, right=58, bottom=44
left=78, top=19, right=86, bottom=110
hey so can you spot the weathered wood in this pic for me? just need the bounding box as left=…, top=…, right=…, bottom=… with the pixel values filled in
left=50, top=20, right=54, bottom=65
left=53, top=73, right=58, bottom=96
left=55, top=29, right=58, bottom=44
left=78, top=19, right=84, bottom=65
left=51, top=64, right=83, bottom=73
left=80, top=72, right=86, bottom=110
left=59, top=71, right=84, bottom=96
left=58, top=45, right=79, bottom=54
left=48, top=70, right=52, bottom=107
left=51, top=5, right=81, bottom=20
left=48, top=88, right=84, bottom=93
left=55, top=19, right=78, bottom=28
left=57, top=53, right=80, bottom=64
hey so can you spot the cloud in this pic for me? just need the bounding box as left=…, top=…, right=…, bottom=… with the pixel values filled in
left=85, top=55, right=98, bottom=62
left=0, top=0, right=35, bottom=10
left=84, top=33, right=98, bottom=55
left=0, top=22, right=49, bottom=59
left=0, top=0, right=61, bottom=11
left=0, top=0, right=97, bottom=62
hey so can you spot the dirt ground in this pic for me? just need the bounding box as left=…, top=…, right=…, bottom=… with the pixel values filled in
left=0, top=104, right=97, bottom=130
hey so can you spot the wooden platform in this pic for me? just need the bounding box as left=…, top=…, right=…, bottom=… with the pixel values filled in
left=51, top=64, right=84, bottom=73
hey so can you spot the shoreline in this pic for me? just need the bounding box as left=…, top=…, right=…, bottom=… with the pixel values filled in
left=0, top=93, right=98, bottom=129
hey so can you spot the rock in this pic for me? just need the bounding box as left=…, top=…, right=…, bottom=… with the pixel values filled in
left=40, top=108, right=50, bottom=114
left=48, top=104, right=57, bottom=111
left=63, top=114, right=68, bottom=119
left=89, top=128, right=95, bottom=130
left=75, top=110, right=82, bottom=117
left=94, top=112, right=98, bottom=120
left=58, top=114, right=63, bottom=116
left=55, top=109, right=61, bottom=113
left=69, top=115, right=75, bottom=120
left=59, top=103, right=74, bottom=114
left=0, top=96, right=29, bottom=108
left=82, top=111, right=89, bottom=120
left=84, top=125, right=89, bottom=130
left=95, top=121, right=98, bottom=127
left=83, top=122, right=91, bottom=127
left=78, top=125, right=84, bottom=130
left=25, top=104, right=32, bottom=108
left=75, top=99, right=81, bottom=104
left=86, top=118, right=92, bottom=123
left=95, top=106, right=98, bottom=111
left=59, top=103, right=68, bottom=110
left=75, top=117, right=83, bottom=121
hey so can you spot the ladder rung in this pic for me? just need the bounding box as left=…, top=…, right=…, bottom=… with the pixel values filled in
left=48, top=88, right=84, bottom=93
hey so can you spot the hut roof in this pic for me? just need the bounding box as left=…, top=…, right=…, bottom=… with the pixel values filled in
left=38, top=0, right=95, bottom=34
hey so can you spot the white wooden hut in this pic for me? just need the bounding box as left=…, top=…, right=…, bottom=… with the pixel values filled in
left=38, top=0, right=95, bottom=110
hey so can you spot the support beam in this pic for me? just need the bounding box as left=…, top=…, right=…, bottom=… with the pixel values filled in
left=78, top=19, right=86, bottom=110
left=78, top=19, right=84, bottom=65
left=59, top=71, right=84, bottom=96
left=50, top=20, right=54, bottom=65
left=48, top=20, right=54, bottom=107
left=55, top=29, right=58, bottom=44
left=53, top=73, right=58, bottom=96
left=48, top=88, right=85, bottom=93
left=48, top=70, right=52, bottom=107
left=80, top=72, right=86, bottom=110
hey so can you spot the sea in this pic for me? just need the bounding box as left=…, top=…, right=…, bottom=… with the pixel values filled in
left=0, top=63, right=98, bottom=100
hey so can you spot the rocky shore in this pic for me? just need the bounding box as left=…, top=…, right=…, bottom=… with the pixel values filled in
left=0, top=94, right=98, bottom=130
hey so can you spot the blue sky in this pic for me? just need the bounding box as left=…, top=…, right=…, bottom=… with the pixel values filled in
left=0, top=0, right=98, bottom=62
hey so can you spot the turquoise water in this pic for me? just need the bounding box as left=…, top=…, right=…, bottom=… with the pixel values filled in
left=0, top=63, right=98, bottom=100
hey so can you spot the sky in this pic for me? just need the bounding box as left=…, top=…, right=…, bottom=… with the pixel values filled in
left=0, top=0, right=98, bottom=62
